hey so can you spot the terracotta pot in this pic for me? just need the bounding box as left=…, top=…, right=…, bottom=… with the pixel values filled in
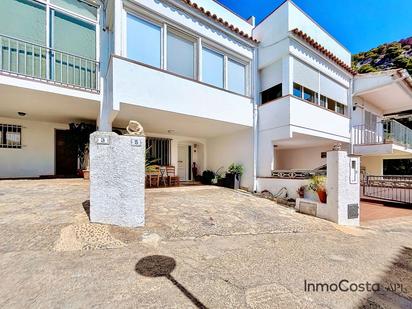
left=317, top=189, right=327, bottom=203
left=83, top=169, right=90, bottom=180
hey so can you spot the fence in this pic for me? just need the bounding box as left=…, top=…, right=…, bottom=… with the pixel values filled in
left=0, top=34, right=99, bottom=91
left=363, top=175, right=412, bottom=204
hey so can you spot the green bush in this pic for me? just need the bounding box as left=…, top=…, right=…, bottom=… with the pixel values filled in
left=227, top=163, right=244, bottom=176
left=358, top=64, right=378, bottom=73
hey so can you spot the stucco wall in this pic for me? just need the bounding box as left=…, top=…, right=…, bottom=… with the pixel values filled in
left=206, top=128, right=253, bottom=190
left=0, top=117, right=68, bottom=178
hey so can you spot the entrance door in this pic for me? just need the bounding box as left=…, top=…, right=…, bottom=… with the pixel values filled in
left=178, top=145, right=189, bottom=181
left=55, top=130, right=78, bottom=177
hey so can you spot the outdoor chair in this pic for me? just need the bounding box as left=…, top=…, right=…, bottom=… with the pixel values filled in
left=166, top=166, right=180, bottom=186
left=146, top=165, right=161, bottom=188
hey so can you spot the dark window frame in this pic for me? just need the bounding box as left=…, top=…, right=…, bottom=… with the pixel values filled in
left=0, top=124, right=22, bottom=149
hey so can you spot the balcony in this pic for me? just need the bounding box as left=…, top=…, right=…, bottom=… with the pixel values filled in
left=352, top=120, right=412, bottom=155
left=109, top=55, right=253, bottom=127
left=0, top=34, right=99, bottom=92
left=258, top=95, right=350, bottom=142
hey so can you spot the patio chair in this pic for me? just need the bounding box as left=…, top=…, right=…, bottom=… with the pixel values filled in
left=166, top=166, right=180, bottom=186
left=146, top=165, right=161, bottom=188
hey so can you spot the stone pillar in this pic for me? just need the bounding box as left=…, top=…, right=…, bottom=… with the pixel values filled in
left=326, top=150, right=361, bottom=226
left=89, top=132, right=145, bottom=227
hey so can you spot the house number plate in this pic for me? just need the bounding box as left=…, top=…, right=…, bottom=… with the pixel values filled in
left=96, top=136, right=110, bottom=145
left=131, top=138, right=142, bottom=147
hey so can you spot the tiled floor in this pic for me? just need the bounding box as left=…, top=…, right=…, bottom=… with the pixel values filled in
left=361, top=200, right=412, bottom=222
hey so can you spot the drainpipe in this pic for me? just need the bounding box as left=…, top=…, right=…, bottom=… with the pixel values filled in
left=349, top=77, right=354, bottom=155
left=252, top=46, right=260, bottom=193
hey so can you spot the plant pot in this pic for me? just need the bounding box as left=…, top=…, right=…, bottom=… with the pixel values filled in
left=317, top=189, right=327, bottom=203
left=83, top=169, right=90, bottom=180
left=225, top=173, right=240, bottom=189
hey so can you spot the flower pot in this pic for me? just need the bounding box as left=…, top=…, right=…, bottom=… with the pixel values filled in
left=317, top=189, right=327, bottom=203
left=225, top=173, right=240, bottom=189
left=83, top=169, right=90, bottom=180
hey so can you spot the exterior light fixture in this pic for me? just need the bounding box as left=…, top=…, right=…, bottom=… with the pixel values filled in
left=17, top=112, right=26, bottom=117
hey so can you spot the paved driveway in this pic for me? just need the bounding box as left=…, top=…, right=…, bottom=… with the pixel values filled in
left=0, top=179, right=411, bottom=308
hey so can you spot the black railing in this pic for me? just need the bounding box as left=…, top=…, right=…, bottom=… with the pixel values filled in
left=362, top=175, right=412, bottom=204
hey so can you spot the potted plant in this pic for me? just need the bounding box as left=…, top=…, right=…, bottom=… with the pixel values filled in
left=297, top=185, right=305, bottom=198
left=226, top=163, right=244, bottom=190
left=68, top=122, right=96, bottom=179
left=308, top=175, right=327, bottom=203
left=202, top=170, right=215, bottom=185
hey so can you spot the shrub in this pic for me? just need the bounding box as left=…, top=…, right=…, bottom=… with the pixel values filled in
left=227, top=163, right=244, bottom=176
left=358, top=64, right=378, bottom=73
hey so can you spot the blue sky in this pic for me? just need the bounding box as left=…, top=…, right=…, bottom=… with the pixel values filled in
left=218, top=0, right=411, bottom=54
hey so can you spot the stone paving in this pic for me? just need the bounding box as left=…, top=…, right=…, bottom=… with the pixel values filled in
left=0, top=179, right=412, bottom=308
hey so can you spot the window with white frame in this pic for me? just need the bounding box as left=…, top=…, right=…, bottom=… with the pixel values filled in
left=124, top=11, right=251, bottom=95
left=202, top=47, right=224, bottom=88
left=167, top=31, right=195, bottom=79
left=227, top=58, right=246, bottom=95
left=127, top=13, right=161, bottom=68
left=0, top=124, right=22, bottom=149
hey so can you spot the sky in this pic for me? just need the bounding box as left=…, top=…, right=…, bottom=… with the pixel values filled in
left=217, top=0, right=412, bottom=54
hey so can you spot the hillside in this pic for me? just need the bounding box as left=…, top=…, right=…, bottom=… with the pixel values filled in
left=352, top=36, right=412, bottom=75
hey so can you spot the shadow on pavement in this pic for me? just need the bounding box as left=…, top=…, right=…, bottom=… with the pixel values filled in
left=135, top=255, right=208, bottom=309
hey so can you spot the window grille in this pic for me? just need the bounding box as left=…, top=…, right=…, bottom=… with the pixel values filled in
left=146, top=137, right=171, bottom=166
left=0, top=124, right=22, bottom=148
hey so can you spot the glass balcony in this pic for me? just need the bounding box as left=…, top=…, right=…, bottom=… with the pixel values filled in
left=0, top=34, right=99, bottom=92
left=352, top=119, right=412, bottom=148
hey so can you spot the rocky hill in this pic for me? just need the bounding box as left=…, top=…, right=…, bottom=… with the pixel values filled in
left=352, top=36, right=412, bottom=75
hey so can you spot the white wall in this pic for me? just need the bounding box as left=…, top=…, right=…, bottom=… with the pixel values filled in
left=260, top=60, right=282, bottom=91
left=111, top=57, right=253, bottom=126
left=257, top=178, right=311, bottom=199
left=287, top=2, right=351, bottom=65
left=0, top=117, right=68, bottom=178
left=207, top=128, right=253, bottom=190
left=276, top=144, right=334, bottom=170
left=361, top=154, right=412, bottom=176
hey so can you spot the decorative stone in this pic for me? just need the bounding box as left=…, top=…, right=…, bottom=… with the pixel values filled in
left=89, top=132, right=145, bottom=227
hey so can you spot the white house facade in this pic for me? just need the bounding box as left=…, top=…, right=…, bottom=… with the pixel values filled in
left=1, top=0, right=411, bottom=196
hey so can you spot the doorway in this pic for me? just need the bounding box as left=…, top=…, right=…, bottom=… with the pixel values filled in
left=178, top=144, right=192, bottom=181
left=55, top=129, right=78, bottom=177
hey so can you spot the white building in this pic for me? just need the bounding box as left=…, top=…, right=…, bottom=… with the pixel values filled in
left=1, top=0, right=411, bottom=195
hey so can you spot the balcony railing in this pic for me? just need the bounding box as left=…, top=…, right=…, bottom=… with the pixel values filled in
left=0, top=34, right=99, bottom=92
left=352, top=119, right=412, bottom=148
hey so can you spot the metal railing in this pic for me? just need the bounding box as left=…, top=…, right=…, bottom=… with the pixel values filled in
left=363, top=175, right=412, bottom=204
left=0, top=34, right=99, bottom=91
left=352, top=119, right=412, bottom=148
left=271, top=169, right=326, bottom=179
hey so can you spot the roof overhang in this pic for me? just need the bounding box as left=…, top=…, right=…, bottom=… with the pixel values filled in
left=353, top=69, right=412, bottom=114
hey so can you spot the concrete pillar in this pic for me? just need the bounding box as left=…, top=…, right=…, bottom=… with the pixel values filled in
left=89, top=132, right=145, bottom=227
left=326, top=150, right=360, bottom=226
left=282, top=55, right=294, bottom=96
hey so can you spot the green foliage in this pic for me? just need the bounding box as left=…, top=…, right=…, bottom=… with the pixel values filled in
left=394, top=55, right=410, bottom=67
left=227, top=163, right=244, bottom=176
left=358, top=64, right=378, bottom=73
left=308, top=175, right=326, bottom=192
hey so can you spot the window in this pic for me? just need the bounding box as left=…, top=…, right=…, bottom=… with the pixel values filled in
left=261, top=84, right=282, bottom=104
left=167, top=31, right=195, bottom=78
left=127, top=14, right=161, bottom=68
left=303, top=87, right=317, bottom=103
left=327, top=98, right=336, bottom=112
left=365, top=110, right=378, bottom=130
left=320, top=95, right=327, bottom=108
left=293, top=83, right=303, bottom=98
left=336, top=103, right=346, bottom=115
left=202, top=47, right=224, bottom=88
left=51, top=0, right=97, bottom=20
left=227, top=59, right=246, bottom=95
left=146, top=137, right=171, bottom=166
left=0, top=0, right=46, bottom=45
left=0, top=124, right=22, bottom=149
